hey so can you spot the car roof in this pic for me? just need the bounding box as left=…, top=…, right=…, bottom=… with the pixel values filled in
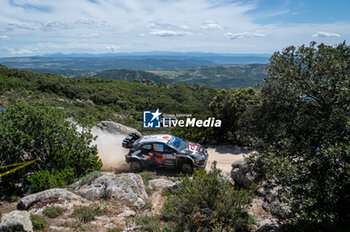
left=137, top=134, right=174, bottom=144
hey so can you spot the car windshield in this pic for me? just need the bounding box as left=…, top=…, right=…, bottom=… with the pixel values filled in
left=169, top=136, right=187, bottom=151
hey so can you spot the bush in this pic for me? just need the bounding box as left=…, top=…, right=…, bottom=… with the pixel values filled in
left=209, top=88, right=259, bottom=145
left=30, top=214, right=49, bottom=230
left=0, top=102, right=102, bottom=195
left=101, top=188, right=112, bottom=199
left=162, top=164, right=254, bottom=231
left=243, top=42, right=350, bottom=230
left=29, top=169, right=74, bottom=193
left=43, top=206, right=64, bottom=218
left=107, top=228, right=124, bottom=232
left=71, top=206, right=97, bottom=223
left=139, top=171, right=157, bottom=186
left=134, top=215, right=163, bottom=232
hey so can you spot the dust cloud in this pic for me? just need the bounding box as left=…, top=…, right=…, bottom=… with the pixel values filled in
left=90, top=127, right=131, bottom=172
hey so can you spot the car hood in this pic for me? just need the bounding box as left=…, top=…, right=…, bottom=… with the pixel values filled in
left=181, top=142, right=207, bottom=157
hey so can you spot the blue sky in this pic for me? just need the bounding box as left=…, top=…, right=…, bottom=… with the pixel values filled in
left=0, top=0, right=349, bottom=57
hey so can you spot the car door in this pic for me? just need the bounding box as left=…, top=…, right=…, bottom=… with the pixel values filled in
left=151, top=143, right=176, bottom=166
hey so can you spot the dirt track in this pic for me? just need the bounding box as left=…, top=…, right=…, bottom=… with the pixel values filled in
left=206, top=146, right=248, bottom=172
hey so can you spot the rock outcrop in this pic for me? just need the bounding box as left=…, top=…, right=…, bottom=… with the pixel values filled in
left=149, top=179, right=175, bottom=189
left=258, top=186, right=292, bottom=219
left=96, top=121, right=142, bottom=137
left=231, top=159, right=291, bottom=219
left=17, top=188, right=91, bottom=210
left=74, top=172, right=148, bottom=208
left=230, top=159, right=256, bottom=188
left=0, top=210, right=33, bottom=232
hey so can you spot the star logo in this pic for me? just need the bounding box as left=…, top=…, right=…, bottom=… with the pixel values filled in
left=143, top=109, right=162, bottom=128
left=150, top=109, right=161, bottom=121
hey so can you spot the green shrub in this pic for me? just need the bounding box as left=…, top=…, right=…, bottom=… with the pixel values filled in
left=30, top=214, right=49, bottom=230
left=134, top=215, right=163, bottom=232
left=71, top=206, right=97, bottom=223
left=242, top=42, right=350, bottom=230
left=107, top=228, right=124, bottom=232
left=29, top=169, right=74, bottom=193
left=101, top=188, right=112, bottom=199
left=139, top=171, right=157, bottom=186
left=162, top=164, right=254, bottom=231
left=43, top=206, right=64, bottom=218
left=0, top=102, right=102, bottom=195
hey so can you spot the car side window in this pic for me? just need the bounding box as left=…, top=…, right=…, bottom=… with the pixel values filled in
left=153, top=143, right=164, bottom=152
left=164, top=145, right=175, bottom=154
left=141, top=143, right=152, bottom=150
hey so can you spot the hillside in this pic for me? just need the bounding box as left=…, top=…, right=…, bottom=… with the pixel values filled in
left=0, top=53, right=270, bottom=71
left=150, top=64, right=267, bottom=89
left=21, top=64, right=267, bottom=89
left=0, top=65, right=218, bottom=130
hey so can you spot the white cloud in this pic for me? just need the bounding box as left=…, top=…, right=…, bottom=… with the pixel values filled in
left=150, top=30, right=191, bottom=37
left=225, top=32, right=266, bottom=39
left=200, top=20, right=223, bottom=30
left=105, top=45, right=119, bottom=53
left=7, top=22, right=37, bottom=30
left=8, top=48, right=34, bottom=55
left=312, top=31, right=341, bottom=38
left=41, top=21, right=72, bottom=31
left=0, top=35, right=10, bottom=40
left=75, top=19, right=109, bottom=28
left=79, top=33, right=99, bottom=38
left=0, top=0, right=348, bottom=56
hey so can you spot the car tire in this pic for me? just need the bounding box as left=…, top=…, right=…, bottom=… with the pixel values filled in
left=130, top=160, right=143, bottom=173
left=181, top=163, right=193, bottom=174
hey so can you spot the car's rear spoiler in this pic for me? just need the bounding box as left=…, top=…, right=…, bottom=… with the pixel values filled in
left=122, top=133, right=141, bottom=148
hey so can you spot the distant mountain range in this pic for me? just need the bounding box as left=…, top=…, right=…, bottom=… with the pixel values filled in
left=22, top=64, right=267, bottom=89
left=0, top=52, right=270, bottom=70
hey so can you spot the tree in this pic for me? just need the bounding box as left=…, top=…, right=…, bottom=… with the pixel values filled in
left=209, top=88, right=259, bottom=144
left=0, top=102, right=102, bottom=195
left=242, top=42, right=350, bottom=230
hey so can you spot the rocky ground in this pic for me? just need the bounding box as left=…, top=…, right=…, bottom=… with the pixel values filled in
left=0, top=159, right=282, bottom=232
left=0, top=122, right=283, bottom=231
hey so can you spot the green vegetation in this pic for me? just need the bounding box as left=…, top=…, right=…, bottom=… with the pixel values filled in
left=210, top=88, right=259, bottom=144
left=93, top=69, right=168, bottom=83
left=0, top=65, right=218, bottom=128
left=42, top=206, right=64, bottom=218
left=30, top=214, right=49, bottom=230
left=0, top=103, right=102, bottom=195
left=29, top=169, right=74, bottom=193
left=151, top=64, right=267, bottom=89
left=139, top=171, right=158, bottom=186
left=69, top=171, right=102, bottom=188
left=134, top=215, right=165, bottom=232
left=107, top=228, right=124, bottom=232
left=71, top=206, right=98, bottom=223
left=240, top=42, right=350, bottom=230
left=162, top=164, right=254, bottom=231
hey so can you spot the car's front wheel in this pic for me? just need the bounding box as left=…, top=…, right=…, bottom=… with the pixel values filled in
left=181, top=162, right=193, bottom=174
left=130, top=160, right=143, bottom=173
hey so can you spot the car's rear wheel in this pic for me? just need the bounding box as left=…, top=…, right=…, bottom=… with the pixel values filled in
left=181, top=163, right=193, bottom=174
left=130, top=160, right=143, bottom=173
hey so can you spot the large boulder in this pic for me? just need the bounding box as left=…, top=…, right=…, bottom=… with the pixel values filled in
left=230, top=159, right=256, bottom=188
left=149, top=179, right=175, bottom=189
left=0, top=210, right=33, bottom=232
left=74, top=172, right=148, bottom=208
left=96, top=121, right=142, bottom=137
left=17, top=188, right=91, bottom=210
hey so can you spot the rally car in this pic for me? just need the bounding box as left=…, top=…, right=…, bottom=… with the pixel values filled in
left=122, top=134, right=208, bottom=174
